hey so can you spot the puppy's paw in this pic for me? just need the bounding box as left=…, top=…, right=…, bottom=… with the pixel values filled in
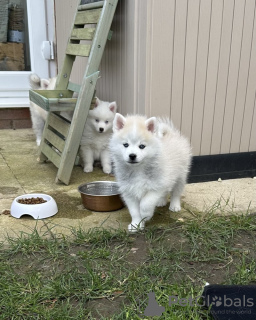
left=169, top=198, right=181, bottom=212
left=128, top=221, right=145, bottom=233
left=83, top=165, right=93, bottom=173
left=169, top=204, right=181, bottom=212
left=102, top=165, right=112, bottom=174
left=157, top=198, right=167, bottom=207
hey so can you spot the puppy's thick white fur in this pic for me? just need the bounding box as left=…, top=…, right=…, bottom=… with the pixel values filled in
left=110, top=114, right=192, bottom=232
left=80, top=98, right=117, bottom=174
left=29, top=73, right=57, bottom=146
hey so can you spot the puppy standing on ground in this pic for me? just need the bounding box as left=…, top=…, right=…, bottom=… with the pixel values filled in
left=110, top=114, right=192, bottom=232
left=80, top=98, right=117, bottom=174
left=29, top=73, right=57, bottom=146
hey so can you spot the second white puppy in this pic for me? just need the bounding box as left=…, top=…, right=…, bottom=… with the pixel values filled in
left=80, top=98, right=117, bottom=174
left=110, top=114, right=192, bottom=232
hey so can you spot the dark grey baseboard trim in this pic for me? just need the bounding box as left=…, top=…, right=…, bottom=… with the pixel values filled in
left=188, top=152, right=256, bottom=183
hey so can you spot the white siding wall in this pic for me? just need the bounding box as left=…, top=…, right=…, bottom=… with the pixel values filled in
left=55, top=0, right=256, bottom=156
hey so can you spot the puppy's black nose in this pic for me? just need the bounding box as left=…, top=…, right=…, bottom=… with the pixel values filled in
left=129, top=153, right=137, bottom=161
left=99, top=127, right=104, bottom=132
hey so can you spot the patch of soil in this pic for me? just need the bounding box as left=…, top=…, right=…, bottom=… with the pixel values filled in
left=125, top=234, right=149, bottom=265
left=136, top=227, right=256, bottom=287
left=87, top=296, right=128, bottom=319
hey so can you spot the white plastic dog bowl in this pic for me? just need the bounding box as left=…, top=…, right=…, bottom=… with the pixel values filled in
left=11, top=193, right=58, bottom=219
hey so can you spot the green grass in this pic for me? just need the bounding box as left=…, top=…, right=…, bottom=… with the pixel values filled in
left=0, top=209, right=256, bottom=319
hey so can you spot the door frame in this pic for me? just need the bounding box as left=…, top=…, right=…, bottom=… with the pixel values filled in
left=0, top=0, right=56, bottom=108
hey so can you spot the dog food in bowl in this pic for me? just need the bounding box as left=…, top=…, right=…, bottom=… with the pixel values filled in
left=78, top=181, right=124, bottom=212
left=17, top=197, right=47, bottom=204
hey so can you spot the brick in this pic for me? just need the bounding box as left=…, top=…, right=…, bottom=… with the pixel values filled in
left=0, top=108, right=31, bottom=120
left=0, top=119, right=12, bottom=129
left=12, top=119, right=32, bottom=129
left=0, top=107, right=32, bottom=129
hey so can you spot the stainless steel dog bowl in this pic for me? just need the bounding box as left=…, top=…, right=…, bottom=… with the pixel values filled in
left=78, top=181, right=124, bottom=212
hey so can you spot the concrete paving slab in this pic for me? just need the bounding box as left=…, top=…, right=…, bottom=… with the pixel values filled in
left=0, top=153, right=6, bottom=165
left=0, top=129, right=255, bottom=243
left=185, top=178, right=256, bottom=214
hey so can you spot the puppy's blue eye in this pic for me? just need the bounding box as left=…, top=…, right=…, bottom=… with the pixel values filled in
left=139, top=144, right=146, bottom=149
left=95, top=119, right=99, bottom=123
left=123, top=143, right=129, bottom=148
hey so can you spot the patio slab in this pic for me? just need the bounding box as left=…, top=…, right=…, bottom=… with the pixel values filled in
left=0, top=128, right=255, bottom=243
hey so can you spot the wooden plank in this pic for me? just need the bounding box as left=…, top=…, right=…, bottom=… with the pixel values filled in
left=66, top=43, right=91, bottom=56
left=74, top=8, right=102, bottom=25
left=230, top=0, right=255, bottom=153
left=55, top=52, right=76, bottom=90
left=49, top=103, right=77, bottom=112
left=107, top=30, right=113, bottom=41
left=136, top=0, right=147, bottom=114
left=70, top=27, right=95, bottom=40
left=29, top=90, right=49, bottom=111
left=190, top=0, right=212, bottom=155
left=241, top=1, right=256, bottom=152
left=31, top=89, right=73, bottom=99
left=49, top=96, right=96, bottom=112
left=67, top=81, right=81, bottom=92
left=56, top=71, right=99, bottom=184
left=29, top=90, right=74, bottom=111
left=48, top=97, right=77, bottom=105
left=119, top=0, right=136, bottom=114
left=145, top=0, right=175, bottom=117
left=249, top=96, right=256, bottom=151
left=78, top=1, right=104, bottom=11
left=181, top=0, right=200, bottom=141
left=41, top=143, right=61, bottom=168
left=44, top=129, right=65, bottom=152
left=48, top=113, right=70, bottom=138
left=220, top=0, right=245, bottom=154
left=170, top=0, right=188, bottom=128
left=200, top=0, right=223, bottom=155
left=211, top=0, right=235, bottom=155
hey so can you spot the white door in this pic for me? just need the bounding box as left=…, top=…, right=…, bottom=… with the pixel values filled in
left=0, top=0, right=56, bottom=108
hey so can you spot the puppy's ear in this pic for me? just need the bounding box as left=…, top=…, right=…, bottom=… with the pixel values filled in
left=145, top=117, right=157, bottom=133
left=109, top=101, right=117, bottom=113
left=94, top=97, right=101, bottom=108
left=113, top=113, right=126, bottom=132
left=40, top=79, right=50, bottom=89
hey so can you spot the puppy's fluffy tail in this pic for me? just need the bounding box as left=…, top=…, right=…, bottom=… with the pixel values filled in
left=29, top=73, right=41, bottom=89
left=157, top=118, right=175, bottom=138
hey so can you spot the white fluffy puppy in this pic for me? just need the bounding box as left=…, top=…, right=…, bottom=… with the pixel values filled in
left=110, top=114, right=192, bottom=232
left=80, top=98, right=117, bottom=174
